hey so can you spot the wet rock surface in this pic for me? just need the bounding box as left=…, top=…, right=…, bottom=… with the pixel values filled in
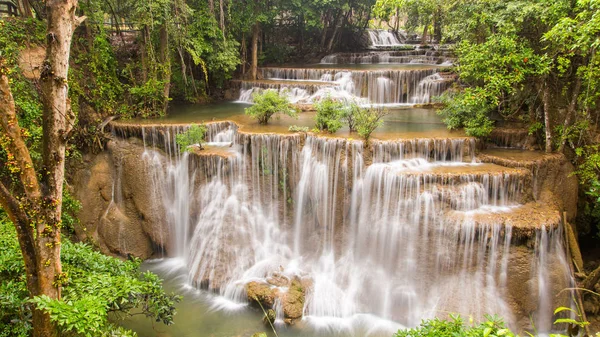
left=73, top=138, right=169, bottom=259
left=246, top=275, right=306, bottom=325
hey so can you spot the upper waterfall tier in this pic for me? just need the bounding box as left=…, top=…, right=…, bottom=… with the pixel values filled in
left=238, top=66, right=453, bottom=105
left=321, top=50, right=454, bottom=65
left=367, top=29, right=405, bottom=48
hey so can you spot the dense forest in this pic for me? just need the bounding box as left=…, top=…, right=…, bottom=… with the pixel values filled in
left=1, top=0, right=600, bottom=336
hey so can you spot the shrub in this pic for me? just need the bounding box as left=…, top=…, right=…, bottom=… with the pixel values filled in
left=315, top=97, right=345, bottom=133
left=0, top=216, right=181, bottom=337
left=342, top=102, right=363, bottom=132
left=394, top=315, right=517, bottom=337
left=245, top=90, right=298, bottom=124
left=176, top=124, right=207, bottom=152
left=355, top=106, right=389, bottom=141
left=437, top=88, right=495, bottom=138
left=288, top=125, right=309, bottom=132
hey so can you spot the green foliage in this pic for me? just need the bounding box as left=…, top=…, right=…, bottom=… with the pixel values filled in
left=574, top=145, right=600, bottom=236
left=129, top=78, right=170, bottom=118
left=314, top=97, right=345, bottom=133
left=0, top=212, right=30, bottom=337
left=394, top=314, right=517, bottom=337
left=61, top=189, right=82, bottom=235
left=0, top=18, right=45, bottom=166
left=288, top=125, right=309, bottom=132
left=245, top=90, right=298, bottom=124
left=71, top=32, right=125, bottom=116
left=437, top=34, right=549, bottom=138
left=456, top=35, right=549, bottom=101
left=175, top=124, right=208, bottom=152
left=438, top=88, right=496, bottom=137
left=354, top=106, right=389, bottom=141
left=549, top=306, right=590, bottom=337
left=0, top=216, right=181, bottom=337
left=342, top=102, right=362, bottom=132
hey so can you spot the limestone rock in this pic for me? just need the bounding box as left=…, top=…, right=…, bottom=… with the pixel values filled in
left=98, top=204, right=153, bottom=259
left=282, top=277, right=305, bottom=320
left=247, top=281, right=278, bottom=308
left=73, top=138, right=171, bottom=258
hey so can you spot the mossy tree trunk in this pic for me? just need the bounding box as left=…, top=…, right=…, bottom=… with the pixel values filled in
left=159, top=23, right=171, bottom=114
left=0, top=1, right=84, bottom=336
left=251, top=23, right=259, bottom=80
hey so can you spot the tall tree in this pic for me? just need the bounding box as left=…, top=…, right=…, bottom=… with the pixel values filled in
left=0, top=1, right=84, bottom=336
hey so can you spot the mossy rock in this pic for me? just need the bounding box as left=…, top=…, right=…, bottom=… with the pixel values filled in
left=263, top=309, right=276, bottom=325
left=246, top=281, right=277, bottom=308
left=283, top=277, right=305, bottom=320
left=252, top=333, right=268, bottom=337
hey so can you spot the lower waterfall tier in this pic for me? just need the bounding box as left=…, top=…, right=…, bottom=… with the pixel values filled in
left=75, top=124, right=578, bottom=335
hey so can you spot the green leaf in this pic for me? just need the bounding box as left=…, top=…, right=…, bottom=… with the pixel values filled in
left=553, top=306, right=576, bottom=315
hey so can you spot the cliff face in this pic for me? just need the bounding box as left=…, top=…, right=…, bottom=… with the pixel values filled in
left=73, top=138, right=169, bottom=259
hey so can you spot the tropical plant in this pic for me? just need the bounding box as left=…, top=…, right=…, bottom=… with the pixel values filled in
left=394, top=314, right=517, bottom=337
left=176, top=124, right=208, bottom=152
left=289, top=125, right=309, bottom=132
left=0, top=216, right=181, bottom=337
left=355, top=106, right=389, bottom=141
left=342, top=102, right=362, bottom=132
left=245, top=90, right=298, bottom=124
left=315, top=96, right=345, bottom=133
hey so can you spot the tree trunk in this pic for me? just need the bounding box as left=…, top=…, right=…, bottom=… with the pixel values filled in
left=421, top=20, right=429, bottom=45
left=434, top=7, right=442, bottom=43
left=320, top=10, right=330, bottom=49
left=159, top=23, right=170, bottom=114
left=251, top=23, right=259, bottom=80
left=542, top=81, right=553, bottom=153
left=583, top=265, right=600, bottom=291
left=559, top=77, right=582, bottom=153
left=209, top=0, right=214, bottom=13
left=17, top=0, right=34, bottom=17
left=141, top=25, right=151, bottom=82
left=326, top=10, right=345, bottom=53
left=241, top=32, right=246, bottom=74
left=219, top=0, right=225, bottom=38
left=0, top=1, right=83, bottom=336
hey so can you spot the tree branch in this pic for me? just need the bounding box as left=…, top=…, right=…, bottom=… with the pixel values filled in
left=0, top=69, right=42, bottom=201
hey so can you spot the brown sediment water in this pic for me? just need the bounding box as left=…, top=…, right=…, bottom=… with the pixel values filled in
left=121, top=103, right=461, bottom=139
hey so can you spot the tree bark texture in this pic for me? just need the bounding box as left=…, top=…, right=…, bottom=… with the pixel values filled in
left=0, top=1, right=83, bottom=336
left=159, top=23, right=171, bottom=114
left=251, top=23, right=259, bottom=80
left=542, top=81, right=553, bottom=153
left=219, top=0, right=225, bottom=38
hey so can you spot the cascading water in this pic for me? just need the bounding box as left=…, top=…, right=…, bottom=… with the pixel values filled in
left=320, top=50, right=452, bottom=65
left=238, top=68, right=450, bottom=105
left=367, top=29, right=404, bottom=48
left=128, top=122, right=573, bottom=336
left=237, top=34, right=454, bottom=105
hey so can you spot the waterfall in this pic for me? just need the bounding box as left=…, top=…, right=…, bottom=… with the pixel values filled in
left=239, top=68, right=450, bottom=105
left=368, top=29, right=404, bottom=48
left=320, top=50, right=452, bottom=65
left=127, top=124, right=572, bottom=334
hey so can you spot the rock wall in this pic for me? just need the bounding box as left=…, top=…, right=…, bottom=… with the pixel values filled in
left=73, top=138, right=170, bottom=259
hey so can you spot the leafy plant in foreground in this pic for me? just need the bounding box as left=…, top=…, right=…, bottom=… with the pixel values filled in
left=245, top=90, right=298, bottom=124
left=394, top=314, right=517, bottom=337
left=176, top=124, right=208, bottom=152
left=355, top=106, right=389, bottom=142
left=314, top=96, right=345, bottom=133
left=0, top=216, right=181, bottom=337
